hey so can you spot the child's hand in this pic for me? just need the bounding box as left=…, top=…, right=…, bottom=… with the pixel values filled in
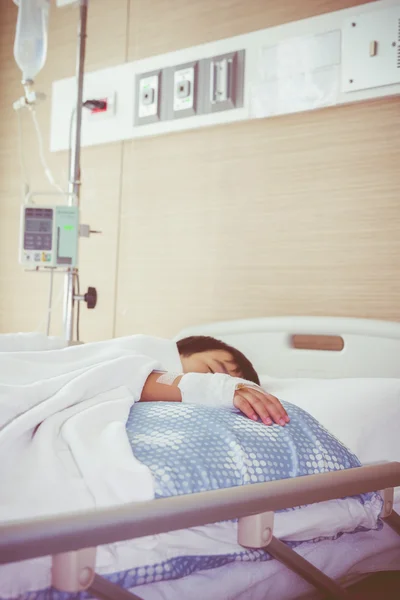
left=233, top=384, right=290, bottom=426
left=177, top=372, right=290, bottom=425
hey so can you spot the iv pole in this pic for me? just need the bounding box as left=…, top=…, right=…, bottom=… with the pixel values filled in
left=13, top=0, right=97, bottom=343
left=63, top=0, right=88, bottom=343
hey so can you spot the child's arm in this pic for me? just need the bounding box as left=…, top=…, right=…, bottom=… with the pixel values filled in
left=139, top=371, right=289, bottom=426
left=140, top=372, right=183, bottom=402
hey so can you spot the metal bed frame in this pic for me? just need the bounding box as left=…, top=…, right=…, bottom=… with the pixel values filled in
left=1, top=462, right=399, bottom=600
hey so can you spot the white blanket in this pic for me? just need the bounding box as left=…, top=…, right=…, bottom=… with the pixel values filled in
left=0, top=335, right=182, bottom=523
left=0, top=332, right=67, bottom=352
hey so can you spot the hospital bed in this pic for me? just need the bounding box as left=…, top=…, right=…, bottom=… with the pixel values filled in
left=0, top=316, right=400, bottom=600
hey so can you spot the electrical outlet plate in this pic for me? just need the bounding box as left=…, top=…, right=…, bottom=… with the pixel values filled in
left=135, top=70, right=164, bottom=125
left=174, top=66, right=195, bottom=111
left=50, top=62, right=134, bottom=152
left=84, top=92, right=116, bottom=122
left=169, top=61, right=200, bottom=119
left=342, top=5, right=400, bottom=93
left=203, top=50, right=245, bottom=113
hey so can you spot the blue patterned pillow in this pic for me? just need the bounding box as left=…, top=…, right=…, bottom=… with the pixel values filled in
left=126, top=400, right=372, bottom=506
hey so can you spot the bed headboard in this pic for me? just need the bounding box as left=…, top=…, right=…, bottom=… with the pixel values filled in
left=175, top=316, right=400, bottom=378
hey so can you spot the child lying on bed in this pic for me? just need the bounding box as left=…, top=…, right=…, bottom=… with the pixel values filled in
left=0, top=331, right=288, bottom=427
left=140, top=335, right=290, bottom=427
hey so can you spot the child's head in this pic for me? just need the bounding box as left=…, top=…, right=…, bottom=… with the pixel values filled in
left=177, top=335, right=260, bottom=385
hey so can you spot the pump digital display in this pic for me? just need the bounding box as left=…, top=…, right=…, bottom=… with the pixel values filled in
left=23, top=207, right=53, bottom=251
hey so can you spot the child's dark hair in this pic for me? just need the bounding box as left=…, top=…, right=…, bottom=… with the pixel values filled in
left=176, top=335, right=260, bottom=385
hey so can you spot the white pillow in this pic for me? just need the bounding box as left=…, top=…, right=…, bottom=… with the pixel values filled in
left=260, top=377, right=400, bottom=500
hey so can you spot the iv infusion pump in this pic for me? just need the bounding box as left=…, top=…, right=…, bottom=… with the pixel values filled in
left=19, top=204, right=79, bottom=268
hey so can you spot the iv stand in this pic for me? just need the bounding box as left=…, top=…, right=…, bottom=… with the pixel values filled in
left=63, top=0, right=88, bottom=343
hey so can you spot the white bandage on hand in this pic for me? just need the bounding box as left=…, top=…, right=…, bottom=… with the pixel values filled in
left=156, top=371, right=182, bottom=385
left=177, top=373, right=260, bottom=408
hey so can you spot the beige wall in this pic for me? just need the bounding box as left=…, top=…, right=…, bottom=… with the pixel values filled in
left=1, top=0, right=399, bottom=341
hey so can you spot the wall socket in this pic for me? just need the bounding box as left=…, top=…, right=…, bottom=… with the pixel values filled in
left=135, top=70, right=165, bottom=125
left=84, top=92, right=116, bottom=122
left=169, top=61, right=200, bottom=119
left=134, top=51, right=245, bottom=126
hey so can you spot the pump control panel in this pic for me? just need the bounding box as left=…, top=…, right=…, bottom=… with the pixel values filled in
left=19, top=205, right=79, bottom=268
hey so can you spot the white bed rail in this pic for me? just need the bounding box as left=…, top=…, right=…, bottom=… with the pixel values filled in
left=1, top=461, right=399, bottom=565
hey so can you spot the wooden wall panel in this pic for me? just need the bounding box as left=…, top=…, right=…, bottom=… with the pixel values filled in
left=115, top=0, right=400, bottom=338
left=128, top=0, right=376, bottom=59
left=116, top=97, right=400, bottom=338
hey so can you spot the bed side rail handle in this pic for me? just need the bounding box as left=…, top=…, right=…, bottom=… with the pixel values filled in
left=380, top=488, right=394, bottom=518
left=52, top=547, right=96, bottom=593
left=238, top=511, right=274, bottom=548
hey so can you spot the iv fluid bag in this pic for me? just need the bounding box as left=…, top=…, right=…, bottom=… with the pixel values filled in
left=13, top=0, right=50, bottom=82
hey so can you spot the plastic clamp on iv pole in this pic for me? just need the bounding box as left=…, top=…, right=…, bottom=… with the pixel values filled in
left=52, top=547, right=96, bottom=593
